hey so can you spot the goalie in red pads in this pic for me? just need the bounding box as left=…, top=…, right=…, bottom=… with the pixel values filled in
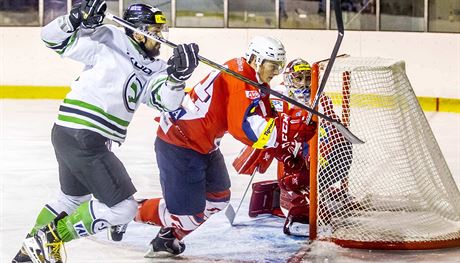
left=235, top=58, right=353, bottom=236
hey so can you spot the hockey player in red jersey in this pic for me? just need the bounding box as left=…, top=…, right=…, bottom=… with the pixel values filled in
left=135, top=37, right=317, bottom=256
left=236, top=58, right=352, bottom=236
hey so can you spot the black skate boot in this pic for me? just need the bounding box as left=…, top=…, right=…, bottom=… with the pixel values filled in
left=108, top=224, right=128, bottom=241
left=23, top=212, right=67, bottom=263
left=144, top=227, right=185, bottom=258
left=12, top=243, right=32, bottom=263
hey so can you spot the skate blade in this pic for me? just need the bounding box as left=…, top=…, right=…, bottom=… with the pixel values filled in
left=144, top=247, right=179, bottom=258
left=22, top=237, right=45, bottom=263
left=288, top=222, right=310, bottom=237
left=224, top=204, right=236, bottom=225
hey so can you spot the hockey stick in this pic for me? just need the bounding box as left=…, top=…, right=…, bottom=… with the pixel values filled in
left=224, top=166, right=258, bottom=225
left=315, top=53, right=349, bottom=64
left=306, top=0, right=345, bottom=125
left=104, top=12, right=364, bottom=145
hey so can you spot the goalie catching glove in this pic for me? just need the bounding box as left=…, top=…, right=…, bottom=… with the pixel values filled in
left=275, top=112, right=316, bottom=173
left=68, top=0, right=107, bottom=32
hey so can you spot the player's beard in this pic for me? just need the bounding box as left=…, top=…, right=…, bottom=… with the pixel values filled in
left=140, top=42, right=161, bottom=60
left=145, top=44, right=161, bottom=59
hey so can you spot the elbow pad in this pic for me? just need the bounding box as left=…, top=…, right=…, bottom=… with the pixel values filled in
left=158, top=82, right=186, bottom=111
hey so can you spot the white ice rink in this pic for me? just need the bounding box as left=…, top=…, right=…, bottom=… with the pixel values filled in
left=1, top=99, right=459, bottom=262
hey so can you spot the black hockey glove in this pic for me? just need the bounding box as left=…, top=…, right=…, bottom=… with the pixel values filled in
left=82, top=0, right=107, bottom=28
left=167, top=43, right=200, bottom=83
left=68, top=0, right=106, bottom=31
left=68, top=4, right=83, bottom=32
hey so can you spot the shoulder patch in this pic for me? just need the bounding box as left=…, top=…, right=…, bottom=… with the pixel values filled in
left=271, top=99, right=284, bottom=112
left=169, top=107, right=186, bottom=121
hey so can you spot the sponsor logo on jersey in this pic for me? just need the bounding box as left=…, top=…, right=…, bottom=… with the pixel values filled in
left=263, top=118, right=275, bottom=136
left=73, top=221, right=90, bottom=237
left=130, top=57, right=153, bottom=75
left=281, top=114, right=289, bottom=142
left=245, top=90, right=260, bottom=100
left=123, top=73, right=144, bottom=112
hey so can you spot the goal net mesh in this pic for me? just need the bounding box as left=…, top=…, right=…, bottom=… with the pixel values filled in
left=311, top=57, right=460, bottom=249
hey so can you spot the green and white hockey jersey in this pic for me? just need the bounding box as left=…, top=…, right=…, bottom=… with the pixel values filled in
left=42, top=16, right=181, bottom=143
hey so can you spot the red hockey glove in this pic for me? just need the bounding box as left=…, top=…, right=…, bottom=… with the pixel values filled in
left=233, top=146, right=275, bottom=175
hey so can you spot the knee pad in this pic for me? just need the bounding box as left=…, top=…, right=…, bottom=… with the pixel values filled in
left=248, top=180, right=283, bottom=217
left=280, top=189, right=308, bottom=216
left=48, top=190, right=91, bottom=215
left=92, top=198, right=137, bottom=226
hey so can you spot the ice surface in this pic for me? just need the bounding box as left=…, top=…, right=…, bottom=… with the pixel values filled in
left=1, top=100, right=459, bottom=262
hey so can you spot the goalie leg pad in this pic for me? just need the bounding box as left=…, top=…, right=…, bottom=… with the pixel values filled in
left=248, top=180, right=283, bottom=217
left=278, top=164, right=310, bottom=194
left=281, top=190, right=309, bottom=236
left=280, top=189, right=309, bottom=217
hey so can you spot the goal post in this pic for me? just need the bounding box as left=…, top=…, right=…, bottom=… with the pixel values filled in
left=308, top=56, right=460, bottom=250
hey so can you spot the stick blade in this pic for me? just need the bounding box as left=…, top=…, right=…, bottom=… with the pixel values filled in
left=225, top=204, right=236, bottom=225
left=332, top=122, right=365, bottom=144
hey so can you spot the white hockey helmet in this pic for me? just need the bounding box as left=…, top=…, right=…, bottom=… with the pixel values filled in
left=245, top=36, right=286, bottom=68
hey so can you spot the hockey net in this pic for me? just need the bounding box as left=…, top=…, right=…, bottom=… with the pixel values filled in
left=308, top=56, right=460, bottom=249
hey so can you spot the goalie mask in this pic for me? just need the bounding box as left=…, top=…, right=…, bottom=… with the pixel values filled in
left=283, top=58, right=312, bottom=103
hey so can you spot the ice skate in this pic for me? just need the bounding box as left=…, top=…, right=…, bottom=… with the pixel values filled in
left=144, top=227, right=185, bottom=258
left=108, top=224, right=128, bottom=241
left=23, top=212, right=67, bottom=263
left=12, top=246, right=32, bottom=263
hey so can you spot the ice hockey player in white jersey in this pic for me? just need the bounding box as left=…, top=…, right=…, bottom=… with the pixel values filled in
left=13, top=1, right=199, bottom=263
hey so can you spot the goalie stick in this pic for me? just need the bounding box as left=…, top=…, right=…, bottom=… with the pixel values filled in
left=224, top=166, right=258, bottom=225
left=306, top=0, right=345, bottom=125
left=104, top=12, right=364, bottom=145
